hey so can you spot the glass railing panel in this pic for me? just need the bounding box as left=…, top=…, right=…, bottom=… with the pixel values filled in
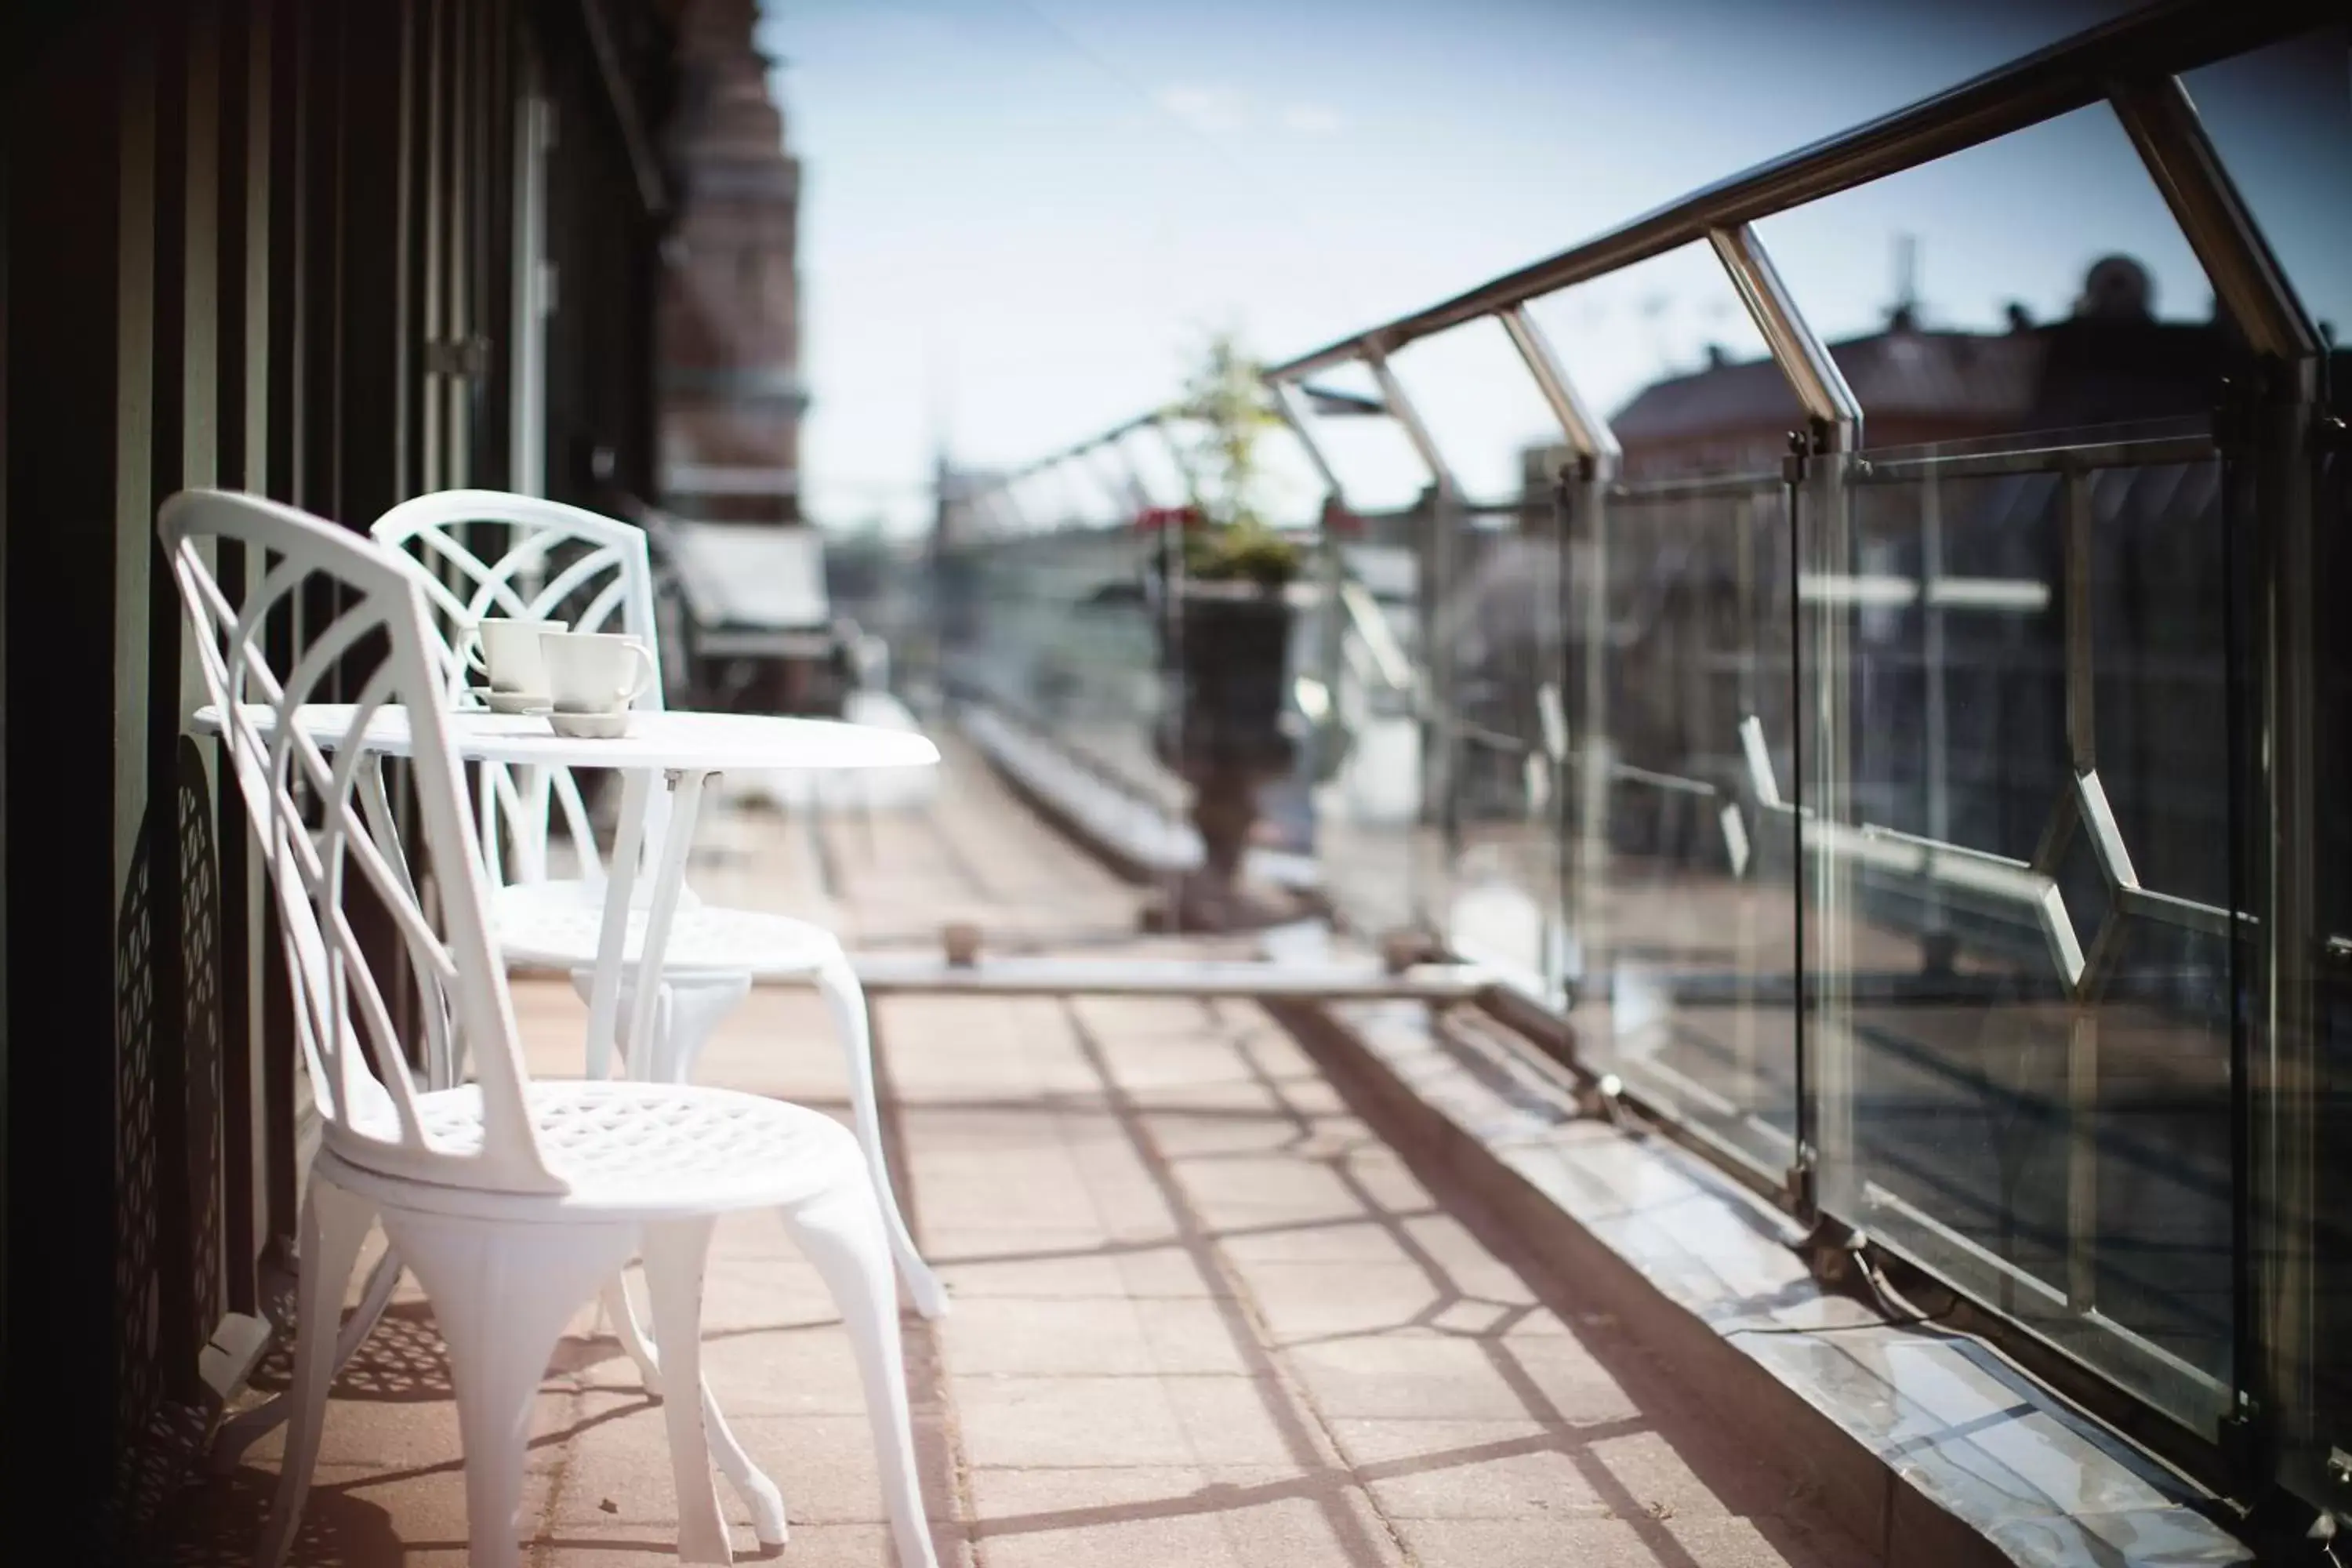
left=1568, top=470, right=1799, bottom=1180
left=2183, top=27, right=2352, bottom=343
left=1266, top=361, right=1444, bottom=935
left=936, top=507, right=1344, bottom=902
left=1425, top=497, right=1565, bottom=1002
left=1502, top=241, right=1809, bottom=1172
left=946, top=527, right=1160, bottom=784
left=1296, top=503, right=1426, bottom=939
left=1374, top=321, right=1584, bottom=994
left=1801, top=423, right=2240, bottom=1435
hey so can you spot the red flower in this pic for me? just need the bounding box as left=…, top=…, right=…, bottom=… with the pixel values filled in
left=1136, top=505, right=1205, bottom=532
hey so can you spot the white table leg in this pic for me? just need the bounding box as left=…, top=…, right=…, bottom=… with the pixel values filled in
left=622, top=770, right=706, bottom=1076
left=585, top=768, right=654, bottom=1080
left=605, top=769, right=789, bottom=1536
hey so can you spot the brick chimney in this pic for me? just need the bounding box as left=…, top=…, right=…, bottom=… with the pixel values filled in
left=657, top=0, right=807, bottom=523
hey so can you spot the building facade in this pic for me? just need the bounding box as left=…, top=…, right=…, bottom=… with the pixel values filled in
left=655, top=0, right=807, bottom=524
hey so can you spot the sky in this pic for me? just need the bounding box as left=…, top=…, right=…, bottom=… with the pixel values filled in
left=757, top=1, right=2350, bottom=531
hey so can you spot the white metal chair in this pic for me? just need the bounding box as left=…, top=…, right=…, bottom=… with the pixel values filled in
left=369, top=489, right=948, bottom=1321
left=163, top=489, right=936, bottom=1568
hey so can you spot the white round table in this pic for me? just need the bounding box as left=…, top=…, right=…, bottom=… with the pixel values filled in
left=223, top=704, right=941, bottom=772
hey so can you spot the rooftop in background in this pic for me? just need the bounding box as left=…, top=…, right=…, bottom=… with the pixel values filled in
left=1579, top=256, right=2241, bottom=479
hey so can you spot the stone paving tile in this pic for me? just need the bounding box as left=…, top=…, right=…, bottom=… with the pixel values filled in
left=1172, top=1153, right=1394, bottom=1232
left=938, top=1294, right=1254, bottom=1379
left=1396, top=1512, right=1844, bottom=1567
left=540, top=1519, right=978, bottom=1567
left=955, top=1375, right=1203, bottom=1469
left=1132, top=1297, right=1259, bottom=1376
left=973, top=1465, right=1403, bottom=1568
left=1327, top=1416, right=1623, bottom=1520
left=1163, top=1373, right=1336, bottom=1468
left=925, top=1225, right=1137, bottom=1298
left=942, top=1296, right=1162, bottom=1377
left=924, top=1224, right=1235, bottom=1302
left=1215, top=1213, right=1440, bottom=1266
left=1281, top=1329, right=1643, bottom=1427
left=1233, top=1258, right=1524, bottom=1341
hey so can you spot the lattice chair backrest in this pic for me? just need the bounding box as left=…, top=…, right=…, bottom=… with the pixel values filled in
left=162, top=489, right=562, bottom=1196
left=371, top=490, right=667, bottom=889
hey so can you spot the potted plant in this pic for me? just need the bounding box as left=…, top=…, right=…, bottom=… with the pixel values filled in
left=1145, top=333, right=1309, bottom=930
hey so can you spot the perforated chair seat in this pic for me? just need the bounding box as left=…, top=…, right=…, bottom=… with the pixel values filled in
left=339, top=1079, right=863, bottom=1218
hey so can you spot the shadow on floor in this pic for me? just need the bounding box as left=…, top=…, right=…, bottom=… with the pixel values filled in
left=162, top=1466, right=406, bottom=1568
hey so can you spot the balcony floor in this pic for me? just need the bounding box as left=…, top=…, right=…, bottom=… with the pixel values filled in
left=183, top=741, right=1873, bottom=1567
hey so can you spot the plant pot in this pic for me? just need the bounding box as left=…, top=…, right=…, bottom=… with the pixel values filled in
left=1144, top=585, right=1308, bottom=932
left=1152, top=585, right=1297, bottom=778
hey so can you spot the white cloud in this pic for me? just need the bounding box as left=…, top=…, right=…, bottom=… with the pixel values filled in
left=1279, top=103, right=1345, bottom=136
left=1153, top=84, right=1249, bottom=136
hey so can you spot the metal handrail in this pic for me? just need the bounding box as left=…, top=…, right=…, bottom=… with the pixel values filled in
left=1260, top=0, right=2327, bottom=383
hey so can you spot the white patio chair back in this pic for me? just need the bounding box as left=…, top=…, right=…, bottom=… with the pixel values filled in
left=372, top=489, right=666, bottom=891
left=162, top=488, right=562, bottom=1196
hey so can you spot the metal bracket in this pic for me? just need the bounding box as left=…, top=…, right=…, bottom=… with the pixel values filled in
left=1784, top=1138, right=1818, bottom=1214
left=1782, top=430, right=1810, bottom=486
left=2215, top=1401, right=2262, bottom=1490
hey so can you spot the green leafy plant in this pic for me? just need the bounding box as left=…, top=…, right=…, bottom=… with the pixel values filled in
left=1166, top=332, right=1301, bottom=590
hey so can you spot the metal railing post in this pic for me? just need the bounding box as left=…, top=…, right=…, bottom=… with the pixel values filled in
left=1499, top=307, right=1621, bottom=472
left=1498, top=306, right=1620, bottom=1011
left=2114, top=68, right=2326, bottom=1488
left=1267, top=380, right=1355, bottom=802
left=1709, top=221, right=1861, bottom=1220
left=1364, top=346, right=1467, bottom=931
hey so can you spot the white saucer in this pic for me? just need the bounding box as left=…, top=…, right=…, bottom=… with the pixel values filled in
left=475, top=688, right=552, bottom=715
left=546, top=709, right=630, bottom=739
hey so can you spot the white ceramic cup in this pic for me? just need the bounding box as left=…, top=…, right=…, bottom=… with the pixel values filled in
left=465, top=616, right=554, bottom=696
left=539, top=631, right=657, bottom=715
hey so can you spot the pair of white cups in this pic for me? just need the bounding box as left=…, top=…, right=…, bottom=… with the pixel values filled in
left=468, top=617, right=656, bottom=718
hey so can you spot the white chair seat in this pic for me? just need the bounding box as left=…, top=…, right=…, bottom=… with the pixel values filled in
left=495, top=878, right=704, bottom=916
left=340, top=1079, right=863, bottom=1218
left=493, top=880, right=841, bottom=976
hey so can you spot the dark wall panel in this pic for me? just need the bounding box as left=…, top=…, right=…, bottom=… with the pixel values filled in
left=4, top=0, right=131, bottom=1537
